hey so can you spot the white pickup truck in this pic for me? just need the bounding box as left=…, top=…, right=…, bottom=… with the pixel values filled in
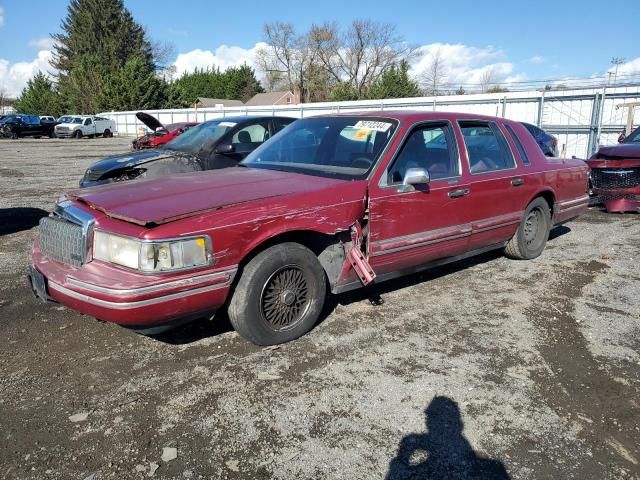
left=54, top=116, right=116, bottom=138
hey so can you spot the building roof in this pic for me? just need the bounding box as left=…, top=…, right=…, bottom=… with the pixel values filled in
left=244, top=91, right=293, bottom=106
left=196, top=97, right=245, bottom=108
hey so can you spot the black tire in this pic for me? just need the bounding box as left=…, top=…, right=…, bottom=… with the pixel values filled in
left=73, top=130, right=82, bottom=139
left=34, top=135, right=41, bottom=139
left=103, top=129, right=112, bottom=138
left=49, top=131, right=56, bottom=138
left=228, top=243, right=326, bottom=345
left=504, top=197, right=551, bottom=260
left=11, top=131, right=19, bottom=139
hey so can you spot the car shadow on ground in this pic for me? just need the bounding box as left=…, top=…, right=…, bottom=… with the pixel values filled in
left=385, top=396, right=511, bottom=479
left=155, top=226, right=570, bottom=346
left=0, top=207, right=49, bottom=236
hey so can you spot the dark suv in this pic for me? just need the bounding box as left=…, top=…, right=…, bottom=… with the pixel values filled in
left=0, top=114, right=57, bottom=139
left=80, top=115, right=295, bottom=187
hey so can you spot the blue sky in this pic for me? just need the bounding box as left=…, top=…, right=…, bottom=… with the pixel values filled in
left=0, top=0, right=638, bottom=96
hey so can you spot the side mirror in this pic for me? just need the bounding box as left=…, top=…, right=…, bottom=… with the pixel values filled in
left=398, top=168, right=430, bottom=193
left=618, top=134, right=626, bottom=144
left=215, top=143, right=234, bottom=155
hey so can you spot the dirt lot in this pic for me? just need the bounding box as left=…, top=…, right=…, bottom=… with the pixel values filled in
left=0, top=138, right=639, bottom=480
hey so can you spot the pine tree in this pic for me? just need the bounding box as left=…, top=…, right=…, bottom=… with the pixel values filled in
left=98, top=57, right=167, bottom=111
left=52, top=0, right=156, bottom=112
left=14, top=72, right=63, bottom=117
left=368, top=60, right=421, bottom=100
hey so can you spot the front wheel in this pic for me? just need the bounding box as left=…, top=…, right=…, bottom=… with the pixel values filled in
left=228, top=243, right=327, bottom=345
left=504, top=197, right=551, bottom=260
left=73, top=130, right=82, bottom=139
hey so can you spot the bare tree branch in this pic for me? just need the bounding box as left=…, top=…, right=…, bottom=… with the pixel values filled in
left=421, top=48, right=447, bottom=95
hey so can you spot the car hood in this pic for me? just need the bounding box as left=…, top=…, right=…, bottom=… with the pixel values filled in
left=86, top=149, right=188, bottom=175
left=594, top=144, right=640, bottom=159
left=68, top=168, right=358, bottom=226
left=136, top=112, right=164, bottom=132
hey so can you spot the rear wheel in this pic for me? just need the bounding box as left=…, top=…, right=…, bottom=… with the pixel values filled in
left=103, top=129, right=112, bottom=138
left=228, top=243, right=326, bottom=345
left=504, top=197, right=551, bottom=260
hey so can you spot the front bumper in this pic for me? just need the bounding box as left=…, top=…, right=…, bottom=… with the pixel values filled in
left=30, top=242, right=236, bottom=328
left=55, top=131, right=76, bottom=138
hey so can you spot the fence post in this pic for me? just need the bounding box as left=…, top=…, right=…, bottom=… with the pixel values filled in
left=593, top=87, right=607, bottom=156
left=537, top=91, right=545, bottom=127
left=501, top=96, right=507, bottom=117
left=587, top=91, right=601, bottom=157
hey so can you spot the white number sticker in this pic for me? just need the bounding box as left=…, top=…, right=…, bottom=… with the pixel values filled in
left=353, top=120, right=392, bottom=132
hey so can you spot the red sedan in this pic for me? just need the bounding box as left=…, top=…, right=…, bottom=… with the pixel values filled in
left=30, top=111, right=590, bottom=344
left=131, top=112, right=198, bottom=150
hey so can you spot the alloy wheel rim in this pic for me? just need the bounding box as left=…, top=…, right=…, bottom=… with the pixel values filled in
left=260, top=265, right=310, bottom=331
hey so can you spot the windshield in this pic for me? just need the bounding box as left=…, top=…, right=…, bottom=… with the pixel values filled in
left=241, top=116, right=398, bottom=179
left=71, top=117, right=83, bottom=124
left=164, top=120, right=236, bottom=156
left=58, top=116, right=72, bottom=123
left=624, top=127, right=640, bottom=144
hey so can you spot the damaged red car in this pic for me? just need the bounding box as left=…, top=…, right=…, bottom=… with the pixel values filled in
left=587, top=126, right=640, bottom=213
left=131, top=112, right=198, bottom=150
left=29, top=112, right=590, bottom=345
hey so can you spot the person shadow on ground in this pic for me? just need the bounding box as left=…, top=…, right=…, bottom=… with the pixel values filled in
left=386, top=396, right=511, bottom=480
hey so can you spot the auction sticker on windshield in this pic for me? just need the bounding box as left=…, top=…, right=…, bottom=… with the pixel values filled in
left=219, top=122, right=237, bottom=127
left=353, top=120, right=392, bottom=132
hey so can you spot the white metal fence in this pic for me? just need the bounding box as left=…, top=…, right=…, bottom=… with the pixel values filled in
left=99, top=84, right=640, bottom=159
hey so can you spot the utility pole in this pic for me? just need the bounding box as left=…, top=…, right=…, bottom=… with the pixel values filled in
left=615, top=102, right=640, bottom=136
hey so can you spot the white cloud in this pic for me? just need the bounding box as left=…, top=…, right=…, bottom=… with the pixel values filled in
left=173, top=43, right=267, bottom=77
left=410, top=43, right=525, bottom=88
left=0, top=50, right=56, bottom=97
left=29, top=37, right=56, bottom=50
left=0, top=7, right=4, bottom=28
left=529, top=55, right=545, bottom=64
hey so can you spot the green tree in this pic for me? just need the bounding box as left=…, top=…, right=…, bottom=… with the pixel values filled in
left=14, top=72, right=63, bottom=117
left=98, top=57, right=167, bottom=111
left=167, top=65, right=264, bottom=107
left=329, top=82, right=359, bottom=101
left=368, top=60, right=421, bottom=99
left=224, top=65, right=264, bottom=102
left=52, top=0, right=156, bottom=112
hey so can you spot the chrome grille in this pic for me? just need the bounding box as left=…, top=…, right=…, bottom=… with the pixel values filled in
left=590, top=167, right=640, bottom=190
left=39, top=217, right=85, bottom=266
left=38, top=201, right=95, bottom=267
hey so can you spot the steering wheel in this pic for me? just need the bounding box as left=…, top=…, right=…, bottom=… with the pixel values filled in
left=351, top=156, right=373, bottom=169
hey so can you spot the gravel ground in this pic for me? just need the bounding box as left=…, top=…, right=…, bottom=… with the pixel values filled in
left=0, top=138, right=639, bottom=480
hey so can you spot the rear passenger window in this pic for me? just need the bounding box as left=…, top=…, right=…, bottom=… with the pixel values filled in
left=388, top=124, right=459, bottom=184
left=459, top=121, right=515, bottom=174
left=504, top=124, right=530, bottom=166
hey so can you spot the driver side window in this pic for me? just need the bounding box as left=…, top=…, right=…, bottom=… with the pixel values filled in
left=84, top=118, right=92, bottom=126
left=232, top=122, right=269, bottom=146
left=388, top=124, right=459, bottom=184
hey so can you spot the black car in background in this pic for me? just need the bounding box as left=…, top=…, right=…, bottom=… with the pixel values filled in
left=521, top=122, right=559, bottom=157
left=80, top=115, right=295, bottom=187
left=0, top=114, right=57, bottom=139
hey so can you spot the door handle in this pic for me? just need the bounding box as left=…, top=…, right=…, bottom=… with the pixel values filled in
left=448, top=188, right=470, bottom=198
left=511, top=177, right=525, bottom=186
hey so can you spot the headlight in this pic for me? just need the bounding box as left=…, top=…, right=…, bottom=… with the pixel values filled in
left=93, top=231, right=211, bottom=272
